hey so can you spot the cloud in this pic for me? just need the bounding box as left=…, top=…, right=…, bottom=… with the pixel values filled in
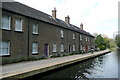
left=14, top=0, right=119, bottom=38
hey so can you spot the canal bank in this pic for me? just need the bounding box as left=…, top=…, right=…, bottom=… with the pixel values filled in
left=1, top=49, right=111, bottom=80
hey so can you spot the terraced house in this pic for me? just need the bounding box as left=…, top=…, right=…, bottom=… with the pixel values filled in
left=0, top=2, right=95, bottom=63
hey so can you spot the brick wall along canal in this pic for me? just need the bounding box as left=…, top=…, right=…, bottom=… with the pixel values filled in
left=24, top=49, right=119, bottom=80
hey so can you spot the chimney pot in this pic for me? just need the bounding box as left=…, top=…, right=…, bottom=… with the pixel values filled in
left=80, top=23, right=83, bottom=30
left=52, top=7, right=57, bottom=18
left=65, top=15, right=70, bottom=24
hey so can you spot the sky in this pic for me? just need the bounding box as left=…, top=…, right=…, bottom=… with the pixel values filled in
left=14, top=0, right=119, bottom=38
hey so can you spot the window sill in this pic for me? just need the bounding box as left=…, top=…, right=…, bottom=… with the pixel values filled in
left=2, top=29, right=11, bottom=31
left=32, top=33, right=39, bottom=35
left=0, top=54, right=10, bottom=57
left=61, top=37, right=64, bottom=39
left=14, top=31, right=23, bottom=33
left=53, top=51, right=57, bottom=53
left=32, top=53, right=38, bottom=55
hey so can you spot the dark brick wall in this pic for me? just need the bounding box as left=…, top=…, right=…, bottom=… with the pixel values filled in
left=2, top=10, right=28, bottom=61
left=1, top=10, right=95, bottom=63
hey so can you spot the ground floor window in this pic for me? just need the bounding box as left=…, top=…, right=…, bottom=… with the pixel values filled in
left=80, top=45, right=82, bottom=50
left=0, top=41, right=10, bottom=56
left=53, top=43, right=57, bottom=52
left=61, top=44, right=64, bottom=52
left=73, top=44, right=75, bottom=51
left=32, top=43, right=38, bottom=54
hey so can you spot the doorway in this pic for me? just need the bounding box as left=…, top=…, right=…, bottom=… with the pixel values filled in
left=68, top=45, right=71, bottom=53
left=44, top=44, right=49, bottom=57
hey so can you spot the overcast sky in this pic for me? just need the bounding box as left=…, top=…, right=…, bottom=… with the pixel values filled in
left=14, top=0, right=119, bottom=38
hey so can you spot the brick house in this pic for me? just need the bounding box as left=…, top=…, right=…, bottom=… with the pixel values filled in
left=0, top=2, right=95, bottom=63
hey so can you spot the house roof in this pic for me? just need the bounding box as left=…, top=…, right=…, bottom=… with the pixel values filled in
left=2, top=2, right=94, bottom=37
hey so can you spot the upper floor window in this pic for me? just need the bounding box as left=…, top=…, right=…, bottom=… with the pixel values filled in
left=73, top=33, right=75, bottom=39
left=2, top=14, right=11, bottom=30
left=61, top=30, right=64, bottom=38
left=32, top=42, right=38, bottom=54
left=80, top=35, right=82, bottom=40
left=33, top=24, right=38, bottom=34
left=0, top=41, right=10, bottom=56
left=61, top=44, right=64, bottom=52
left=73, top=44, right=75, bottom=51
left=53, top=43, right=57, bottom=52
left=15, top=18, right=23, bottom=31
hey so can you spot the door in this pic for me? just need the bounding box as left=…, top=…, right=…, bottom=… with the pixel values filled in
left=44, top=44, right=49, bottom=57
left=86, top=45, right=88, bottom=52
left=68, top=45, right=71, bottom=53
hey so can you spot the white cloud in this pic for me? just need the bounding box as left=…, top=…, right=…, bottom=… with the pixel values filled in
left=14, top=0, right=119, bottom=38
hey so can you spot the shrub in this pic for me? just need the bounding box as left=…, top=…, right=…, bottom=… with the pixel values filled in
left=98, top=45, right=106, bottom=50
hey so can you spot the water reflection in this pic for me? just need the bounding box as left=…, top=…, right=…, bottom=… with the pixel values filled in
left=25, top=49, right=119, bottom=80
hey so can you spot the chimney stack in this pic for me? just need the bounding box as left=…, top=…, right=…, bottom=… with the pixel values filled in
left=65, top=15, right=70, bottom=24
left=80, top=23, right=83, bottom=30
left=52, top=7, right=57, bottom=18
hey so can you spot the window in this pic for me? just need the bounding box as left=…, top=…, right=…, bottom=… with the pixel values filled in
left=32, top=24, right=38, bottom=34
left=61, top=44, right=64, bottom=52
left=15, top=18, right=23, bottom=31
left=80, top=45, right=82, bottom=50
left=61, top=30, right=64, bottom=38
left=86, top=37, right=87, bottom=41
left=73, top=33, right=75, bottom=39
left=88, top=37, right=89, bottom=42
left=32, top=43, right=38, bottom=54
left=73, top=44, right=75, bottom=51
left=80, top=35, right=82, bottom=40
left=53, top=43, right=57, bottom=52
left=0, top=41, right=10, bottom=56
left=2, top=14, right=11, bottom=30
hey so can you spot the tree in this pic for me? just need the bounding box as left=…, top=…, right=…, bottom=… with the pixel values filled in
left=115, top=34, right=120, bottom=48
left=93, top=33, right=98, bottom=37
left=95, top=35, right=104, bottom=46
left=95, top=34, right=110, bottom=50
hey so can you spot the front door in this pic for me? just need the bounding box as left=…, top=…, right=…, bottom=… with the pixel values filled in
left=44, top=44, right=49, bottom=57
left=68, top=45, right=71, bottom=53
left=86, top=45, right=88, bottom=52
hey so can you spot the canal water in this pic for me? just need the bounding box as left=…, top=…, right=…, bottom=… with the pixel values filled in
left=25, top=49, right=119, bottom=80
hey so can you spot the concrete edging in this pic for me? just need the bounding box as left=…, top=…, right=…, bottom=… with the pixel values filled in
left=1, top=49, right=111, bottom=80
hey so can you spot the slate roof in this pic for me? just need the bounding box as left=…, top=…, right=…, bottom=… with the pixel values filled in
left=2, top=2, right=94, bottom=37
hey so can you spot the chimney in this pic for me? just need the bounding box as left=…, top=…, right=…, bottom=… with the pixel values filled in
left=65, top=15, right=70, bottom=24
left=52, top=7, right=57, bottom=18
left=80, top=23, right=83, bottom=30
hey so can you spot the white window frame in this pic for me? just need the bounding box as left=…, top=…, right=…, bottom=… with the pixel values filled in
left=15, top=18, right=23, bottom=31
left=0, top=41, right=10, bottom=56
left=53, top=43, right=57, bottom=52
left=2, top=14, right=11, bottom=30
left=61, top=44, right=64, bottom=52
left=86, top=36, right=87, bottom=41
left=80, top=45, right=82, bottom=50
left=32, top=43, right=38, bottom=54
left=88, top=37, right=89, bottom=42
left=61, top=30, right=64, bottom=38
left=73, top=33, right=75, bottom=39
left=32, top=24, right=39, bottom=34
left=80, top=35, right=82, bottom=40
left=73, top=44, right=75, bottom=51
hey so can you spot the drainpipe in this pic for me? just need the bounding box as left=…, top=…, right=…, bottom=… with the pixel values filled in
left=27, top=19, right=30, bottom=58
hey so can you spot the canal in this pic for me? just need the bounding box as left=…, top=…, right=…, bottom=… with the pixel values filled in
left=25, top=49, right=119, bottom=80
